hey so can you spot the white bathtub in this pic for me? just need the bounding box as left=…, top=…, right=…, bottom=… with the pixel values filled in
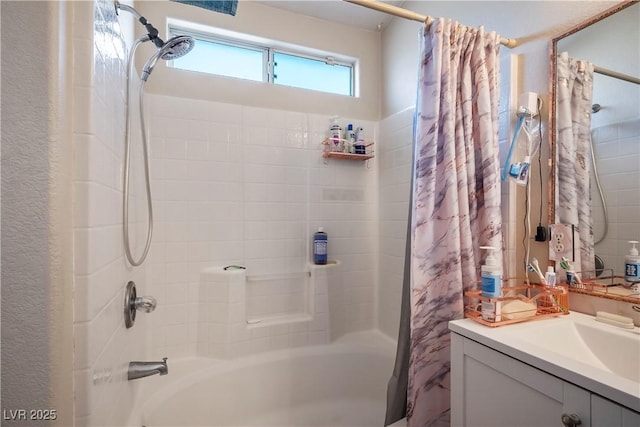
left=129, top=331, right=396, bottom=427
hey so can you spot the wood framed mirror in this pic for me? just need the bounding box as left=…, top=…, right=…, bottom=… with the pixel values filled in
left=549, top=0, right=640, bottom=303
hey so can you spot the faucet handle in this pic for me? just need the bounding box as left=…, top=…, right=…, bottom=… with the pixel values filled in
left=134, top=295, right=157, bottom=313
left=124, top=281, right=158, bottom=329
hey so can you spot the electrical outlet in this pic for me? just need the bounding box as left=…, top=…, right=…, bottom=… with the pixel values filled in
left=518, top=92, right=539, bottom=117
left=549, top=224, right=574, bottom=261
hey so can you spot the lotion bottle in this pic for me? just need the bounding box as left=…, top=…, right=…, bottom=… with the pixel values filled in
left=480, top=246, right=502, bottom=322
left=624, top=240, right=640, bottom=283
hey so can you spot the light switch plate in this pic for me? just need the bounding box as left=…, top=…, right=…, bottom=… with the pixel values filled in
left=549, top=224, right=574, bottom=261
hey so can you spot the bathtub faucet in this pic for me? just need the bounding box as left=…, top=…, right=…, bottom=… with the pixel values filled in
left=128, top=357, right=168, bottom=380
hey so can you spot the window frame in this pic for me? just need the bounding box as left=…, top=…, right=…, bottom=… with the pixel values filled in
left=167, top=24, right=356, bottom=97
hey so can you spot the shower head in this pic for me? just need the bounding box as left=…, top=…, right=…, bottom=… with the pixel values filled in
left=141, top=35, right=195, bottom=81
left=158, top=35, right=195, bottom=61
left=592, top=103, right=602, bottom=114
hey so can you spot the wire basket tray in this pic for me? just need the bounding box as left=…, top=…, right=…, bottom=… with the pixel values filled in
left=465, top=281, right=569, bottom=327
left=565, top=269, right=640, bottom=303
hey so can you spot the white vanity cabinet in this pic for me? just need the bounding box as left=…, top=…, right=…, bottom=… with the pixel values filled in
left=451, top=332, right=640, bottom=427
left=592, top=395, right=640, bottom=427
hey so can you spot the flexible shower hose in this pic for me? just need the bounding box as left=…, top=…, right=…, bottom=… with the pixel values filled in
left=123, top=36, right=154, bottom=266
left=590, top=130, right=608, bottom=245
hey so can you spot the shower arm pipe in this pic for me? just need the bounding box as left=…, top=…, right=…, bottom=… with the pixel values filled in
left=115, top=1, right=165, bottom=48
left=343, top=0, right=518, bottom=48
left=594, top=65, right=640, bottom=85
left=115, top=1, right=142, bottom=20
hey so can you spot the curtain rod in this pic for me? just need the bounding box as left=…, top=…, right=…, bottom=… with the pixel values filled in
left=344, top=0, right=518, bottom=48
left=594, top=65, right=640, bottom=85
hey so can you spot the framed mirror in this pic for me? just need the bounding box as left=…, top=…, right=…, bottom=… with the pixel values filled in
left=549, top=0, right=640, bottom=303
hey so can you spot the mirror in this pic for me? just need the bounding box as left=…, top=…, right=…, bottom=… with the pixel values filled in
left=550, top=1, right=640, bottom=303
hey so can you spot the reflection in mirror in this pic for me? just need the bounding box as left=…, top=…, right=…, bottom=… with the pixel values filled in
left=551, top=1, right=640, bottom=302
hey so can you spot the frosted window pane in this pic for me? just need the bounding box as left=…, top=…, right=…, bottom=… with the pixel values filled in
left=173, top=39, right=264, bottom=82
left=273, top=52, right=352, bottom=96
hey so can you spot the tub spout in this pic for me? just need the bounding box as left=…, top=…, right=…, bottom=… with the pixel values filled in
left=128, top=357, right=168, bottom=380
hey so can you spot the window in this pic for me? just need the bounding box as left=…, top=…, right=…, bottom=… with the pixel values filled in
left=168, top=26, right=356, bottom=96
left=173, top=38, right=266, bottom=82
left=273, top=52, right=352, bottom=96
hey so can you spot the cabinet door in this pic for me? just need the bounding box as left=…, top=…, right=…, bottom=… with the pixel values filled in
left=451, top=333, right=591, bottom=427
left=592, top=394, right=640, bottom=427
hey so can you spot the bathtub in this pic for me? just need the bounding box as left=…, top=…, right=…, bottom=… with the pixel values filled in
left=129, top=331, right=396, bottom=427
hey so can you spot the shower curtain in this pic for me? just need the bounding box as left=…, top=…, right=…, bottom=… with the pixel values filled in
left=555, top=52, right=595, bottom=275
left=407, top=19, right=503, bottom=426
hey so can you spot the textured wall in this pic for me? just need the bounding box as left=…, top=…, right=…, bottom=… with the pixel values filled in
left=1, top=1, right=54, bottom=422
left=1, top=2, right=74, bottom=425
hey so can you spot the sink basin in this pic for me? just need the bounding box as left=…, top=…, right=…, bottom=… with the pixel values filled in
left=501, top=314, right=640, bottom=383
left=574, top=321, right=640, bottom=382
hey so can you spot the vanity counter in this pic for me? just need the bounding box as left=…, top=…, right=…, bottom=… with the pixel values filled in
left=449, top=311, right=640, bottom=413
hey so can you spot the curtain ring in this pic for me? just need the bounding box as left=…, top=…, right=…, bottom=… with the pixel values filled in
left=577, top=60, right=585, bottom=73
left=425, top=15, right=434, bottom=30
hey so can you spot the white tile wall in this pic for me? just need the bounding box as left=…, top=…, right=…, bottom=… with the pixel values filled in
left=146, top=94, right=378, bottom=357
left=591, top=118, right=640, bottom=275
left=195, top=264, right=335, bottom=358
left=246, top=273, right=309, bottom=322
left=377, top=107, right=414, bottom=339
left=73, top=1, right=148, bottom=426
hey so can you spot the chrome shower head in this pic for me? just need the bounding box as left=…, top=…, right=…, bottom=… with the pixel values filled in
left=158, top=35, right=195, bottom=60
left=141, top=35, right=195, bottom=81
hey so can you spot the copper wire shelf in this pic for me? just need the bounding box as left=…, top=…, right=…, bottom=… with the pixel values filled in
left=322, top=138, right=375, bottom=160
left=465, top=281, right=569, bottom=327
left=565, top=269, right=640, bottom=304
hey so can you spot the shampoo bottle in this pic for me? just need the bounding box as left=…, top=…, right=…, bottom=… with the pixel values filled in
left=624, top=240, right=640, bottom=283
left=480, top=246, right=502, bottom=322
left=313, top=227, right=328, bottom=265
left=355, top=127, right=366, bottom=154
left=329, top=119, right=342, bottom=152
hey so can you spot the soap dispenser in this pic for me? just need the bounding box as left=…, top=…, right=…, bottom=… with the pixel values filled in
left=624, top=240, right=640, bottom=283
left=480, top=246, right=502, bottom=322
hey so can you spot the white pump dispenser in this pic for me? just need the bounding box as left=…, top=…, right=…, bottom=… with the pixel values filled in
left=480, top=246, right=501, bottom=296
left=480, top=246, right=502, bottom=322
left=624, top=240, right=640, bottom=283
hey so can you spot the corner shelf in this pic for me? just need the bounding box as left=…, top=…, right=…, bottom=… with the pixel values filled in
left=323, top=152, right=374, bottom=161
left=322, top=138, right=375, bottom=161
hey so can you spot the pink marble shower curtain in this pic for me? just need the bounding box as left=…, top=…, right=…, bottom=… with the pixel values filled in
left=407, top=19, right=503, bottom=426
left=555, top=52, right=595, bottom=275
